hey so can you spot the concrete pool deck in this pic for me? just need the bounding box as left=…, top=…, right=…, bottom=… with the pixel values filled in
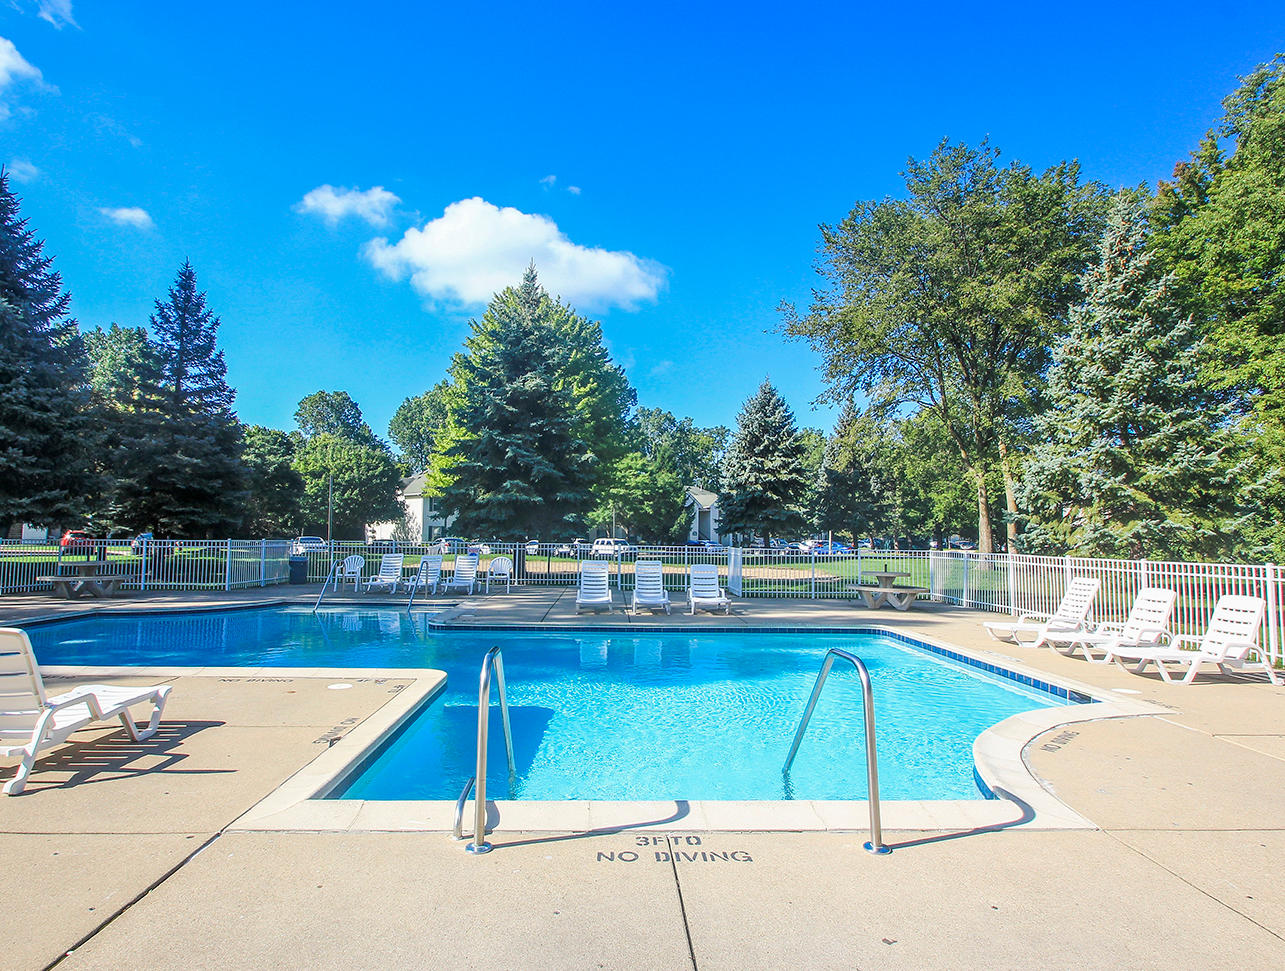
left=1, top=586, right=1283, bottom=968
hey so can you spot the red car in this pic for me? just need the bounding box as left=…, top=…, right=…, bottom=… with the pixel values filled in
left=59, top=529, right=94, bottom=551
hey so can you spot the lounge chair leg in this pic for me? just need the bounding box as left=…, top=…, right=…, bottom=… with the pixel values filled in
left=1182, top=661, right=1203, bottom=684
left=3, top=750, right=36, bottom=795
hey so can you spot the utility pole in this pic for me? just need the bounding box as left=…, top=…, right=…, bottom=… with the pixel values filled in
left=327, top=472, right=333, bottom=544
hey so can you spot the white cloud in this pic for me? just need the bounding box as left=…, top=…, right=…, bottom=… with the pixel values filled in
left=567, top=185, right=582, bottom=196
left=6, top=158, right=38, bottom=182
left=0, top=36, right=44, bottom=120
left=364, top=197, right=667, bottom=311
left=296, top=184, right=400, bottom=227
left=539, top=174, right=557, bottom=188
left=649, top=360, right=674, bottom=377
left=99, top=206, right=154, bottom=230
left=36, top=1, right=77, bottom=29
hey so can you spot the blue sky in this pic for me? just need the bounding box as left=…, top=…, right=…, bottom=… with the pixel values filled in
left=3, top=2, right=1282, bottom=439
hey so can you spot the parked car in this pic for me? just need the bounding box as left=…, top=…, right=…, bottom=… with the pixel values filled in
left=468, top=541, right=492, bottom=556
left=129, top=532, right=154, bottom=554
left=591, top=537, right=636, bottom=556
left=290, top=536, right=327, bottom=555
left=524, top=540, right=541, bottom=555
left=59, top=529, right=94, bottom=552
left=367, top=539, right=396, bottom=552
left=555, top=538, right=591, bottom=555
left=436, top=536, right=470, bottom=554
left=810, top=541, right=852, bottom=555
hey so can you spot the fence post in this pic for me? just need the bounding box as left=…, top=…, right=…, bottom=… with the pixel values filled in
left=811, top=549, right=817, bottom=599
left=140, top=537, right=149, bottom=592
left=1267, top=562, right=1280, bottom=667
left=260, top=539, right=267, bottom=587
left=962, top=552, right=971, bottom=607
left=224, top=541, right=232, bottom=592
left=1006, top=553, right=1017, bottom=616
left=1138, top=558, right=1149, bottom=591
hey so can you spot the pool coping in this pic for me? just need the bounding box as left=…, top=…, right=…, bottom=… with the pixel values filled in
left=29, top=607, right=1167, bottom=835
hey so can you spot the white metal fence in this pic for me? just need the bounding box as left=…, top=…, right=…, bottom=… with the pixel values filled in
left=2, top=538, right=1281, bottom=668
left=0, top=538, right=293, bottom=594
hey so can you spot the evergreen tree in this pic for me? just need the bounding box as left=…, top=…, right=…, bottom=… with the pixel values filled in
left=814, top=402, right=893, bottom=541
left=718, top=380, right=810, bottom=544
left=0, top=171, right=94, bottom=529
left=108, top=262, right=246, bottom=535
left=240, top=425, right=304, bottom=535
left=1019, top=197, right=1238, bottom=559
left=442, top=267, right=595, bottom=539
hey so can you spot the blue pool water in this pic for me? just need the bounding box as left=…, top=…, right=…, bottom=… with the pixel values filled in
left=25, top=606, right=1070, bottom=801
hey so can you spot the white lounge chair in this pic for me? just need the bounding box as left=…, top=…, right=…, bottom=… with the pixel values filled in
left=404, top=555, right=443, bottom=595
left=0, top=628, right=172, bottom=795
left=487, top=555, right=514, bottom=593
left=689, top=563, right=731, bottom=615
left=631, top=560, right=671, bottom=615
left=339, top=554, right=365, bottom=591
left=1042, top=587, right=1177, bottom=662
left=1108, top=595, right=1278, bottom=684
left=363, top=553, right=404, bottom=593
left=983, top=577, right=1101, bottom=648
left=576, top=560, right=613, bottom=613
left=446, top=553, right=479, bottom=595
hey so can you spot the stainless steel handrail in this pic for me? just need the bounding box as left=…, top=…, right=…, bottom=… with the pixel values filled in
left=783, top=648, right=890, bottom=855
left=457, top=645, right=516, bottom=854
left=311, top=561, right=340, bottom=613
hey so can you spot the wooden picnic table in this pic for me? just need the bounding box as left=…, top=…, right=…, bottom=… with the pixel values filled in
left=36, top=560, right=136, bottom=599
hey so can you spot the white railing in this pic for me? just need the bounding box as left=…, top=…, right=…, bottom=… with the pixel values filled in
left=2, top=537, right=1280, bottom=670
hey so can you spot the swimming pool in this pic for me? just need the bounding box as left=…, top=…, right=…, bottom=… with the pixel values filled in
left=26, top=606, right=1076, bottom=802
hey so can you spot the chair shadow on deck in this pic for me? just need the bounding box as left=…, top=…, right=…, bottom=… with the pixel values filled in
left=0, top=720, right=230, bottom=795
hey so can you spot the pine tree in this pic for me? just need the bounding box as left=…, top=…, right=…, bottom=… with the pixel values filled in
left=0, top=171, right=94, bottom=529
left=718, top=380, right=810, bottom=544
left=814, top=402, right=892, bottom=541
left=1019, top=196, right=1239, bottom=559
left=442, top=267, right=596, bottom=539
left=107, top=262, right=247, bottom=536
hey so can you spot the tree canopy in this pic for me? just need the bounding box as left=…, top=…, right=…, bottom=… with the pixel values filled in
left=718, top=380, right=810, bottom=544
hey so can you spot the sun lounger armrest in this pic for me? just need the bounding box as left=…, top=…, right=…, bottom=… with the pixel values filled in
left=1171, top=634, right=1201, bottom=649
left=1132, top=627, right=1173, bottom=645
left=1219, top=640, right=1261, bottom=662
left=44, top=691, right=108, bottom=719
left=1015, top=613, right=1047, bottom=625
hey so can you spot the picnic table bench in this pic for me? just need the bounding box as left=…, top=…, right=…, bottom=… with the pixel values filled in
left=36, top=561, right=137, bottom=599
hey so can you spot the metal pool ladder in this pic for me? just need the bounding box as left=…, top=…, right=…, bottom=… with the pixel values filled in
left=783, top=648, right=890, bottom=856
left=453, top=645, right=516, bottom=854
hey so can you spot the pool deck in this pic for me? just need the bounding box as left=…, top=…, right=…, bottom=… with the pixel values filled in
left=2, top=585, right=1283, bottom=968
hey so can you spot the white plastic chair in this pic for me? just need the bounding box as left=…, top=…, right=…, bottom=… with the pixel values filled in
left=1042, top=587, right=1177, bottom=662
left=405, top=555, right=443, bottom=595
left=0, top=628, right=172, bottom=795
left=1108, top=595, right=1278, bottom=684
left=983, top=577, right=1101, bottom=648
left=576, top=560, right=613, bottom=613
left=339, top=554, right=365, bottom=591
left=446, top=554, right=479, bottom=595
left=689, top=563, right=730, bottom=615
left=487, top=555, right=514, bottom=593
left=631, top=560, right=671, bottom=615
left=363, top=553, right=404, bottom=593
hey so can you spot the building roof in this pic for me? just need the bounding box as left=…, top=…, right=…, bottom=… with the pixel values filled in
left=399, top=472, right=429, bottom=498
left=685, top=486, right=718, bottom=509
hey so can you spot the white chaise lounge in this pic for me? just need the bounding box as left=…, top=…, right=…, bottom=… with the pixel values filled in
left=445, top=554, right=479, bottom=595
left=364, top=553, right=404, bottom=593
left=576, top=560, right=613, bottom=613
left=1108, top=595, right=1278, bottom=685
left=983, top=577, right=1101, bottom=648
left=0, top=628, right=172, bottom=795
left=1041, top=587, right=1177, bottom=662
left=631, top=560, right=671, bottom=615
left=689, top=563, right=731, bottom=615
left=405, top=555, right=443, bottom=595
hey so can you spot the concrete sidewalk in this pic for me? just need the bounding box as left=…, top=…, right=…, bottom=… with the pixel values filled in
left=1, top=588, right=1282, bottom=968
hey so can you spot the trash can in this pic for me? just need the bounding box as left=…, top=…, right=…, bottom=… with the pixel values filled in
left=288, top=555, right=308, bottom=584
